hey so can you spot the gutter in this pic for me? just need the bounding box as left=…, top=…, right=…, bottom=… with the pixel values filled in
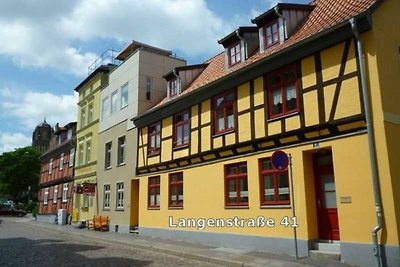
left=235, top=29, right=247, bottom=59
left=274, top=6, right=287, bottom=40
left=349, top=17, right=384, bottom=267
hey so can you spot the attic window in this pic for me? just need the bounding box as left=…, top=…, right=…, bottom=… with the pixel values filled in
left=168, top=79, right=178, bottom=97
left=229, top=42, right=241, bottom=67
left=264, top=20, right=279, bottom=48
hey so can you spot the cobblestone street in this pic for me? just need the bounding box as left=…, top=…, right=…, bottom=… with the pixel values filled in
left=0, top=216, right=219, bottom=267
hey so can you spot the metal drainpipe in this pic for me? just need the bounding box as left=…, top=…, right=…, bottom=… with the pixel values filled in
left=172, top=69, right=180, bottom=95
left=274, top=6, right=287, bottom=40
left=349, top=17, right=383, bottom=267
left=235, top=29, right=246, bottom=60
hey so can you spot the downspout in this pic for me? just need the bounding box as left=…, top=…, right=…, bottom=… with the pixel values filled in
left=349, top=17, right=383, bottom=267
left=274, top=6, right=287, bottom=40
left=235, top=29, right=247, bottom=60
left=172, top=69, right=180, bottom=95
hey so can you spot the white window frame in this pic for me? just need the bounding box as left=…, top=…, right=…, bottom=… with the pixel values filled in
left=44, top=188, right=49, bottom=205
left=111, top=90, right=119, bottom=113
left=121, top=83, right=128, bottom=108
left=85, top=139, right=91, bottom=164
left=101, top=96, right=110, bottom=120
left=104, top=184, right=111, bottom=209
left=117, top=136, right=126, bottom=165
left=49, top=158, right=53, bottom=174
left=53, top=185, right=58, bottom=203
left=69, top=148, right=75, bottom=167
left=67, top=129, right=72, bottom=140
left=105, top=142, right=112, bottom=169
left=87, top=101, right=94, bottom=124
left=59, top=153, right=64, bottom=170
left=78, top=143, right=84, bottom=166
left=62, top=183, right=68, bottom=203
left=80, top=106, right=86, bottom=128
left=116, top=182, right=124, bottom=210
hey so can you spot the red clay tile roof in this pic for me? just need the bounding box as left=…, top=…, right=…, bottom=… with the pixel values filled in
left=152, top=0, right=376, bottom=109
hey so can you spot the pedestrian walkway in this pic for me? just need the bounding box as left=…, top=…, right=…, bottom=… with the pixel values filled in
left=22, top=218, right=358, bottom=267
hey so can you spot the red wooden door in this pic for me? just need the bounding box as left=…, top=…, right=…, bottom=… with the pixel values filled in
left=314, top=151, right=340, bottom=240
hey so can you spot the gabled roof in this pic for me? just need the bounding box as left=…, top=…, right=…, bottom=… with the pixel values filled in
left=162, top=63, right=209, bottom=80
left=251, top=3, right=315, bottom=27
left=134, top=0, right=379, bottom=127
left=217, top=27, right=258, bottom=48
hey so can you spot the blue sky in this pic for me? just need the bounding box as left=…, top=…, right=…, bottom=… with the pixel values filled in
left=0, top=0, right=306, bottom=154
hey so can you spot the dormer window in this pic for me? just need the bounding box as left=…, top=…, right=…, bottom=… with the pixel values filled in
left=229, top=42, right=241, bottom=67
left=169, top=79, right=178, bottom=97
left=264, top=20, right=279, bottom=48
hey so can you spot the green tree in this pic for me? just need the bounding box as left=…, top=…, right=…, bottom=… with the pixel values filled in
left=0, top=146, right=40, bottom=203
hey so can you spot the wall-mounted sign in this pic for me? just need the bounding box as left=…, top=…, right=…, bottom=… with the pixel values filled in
left=271, top=150, right=289, bottom=170
left=83, top=183, right=96, bottom=195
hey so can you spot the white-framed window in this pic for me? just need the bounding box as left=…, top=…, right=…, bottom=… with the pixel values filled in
left=104, top=184, right=111, bottom=209
left=80, top=106, right=86, bottom=128
left=101, top=96, right=110, bottom=120
left=87, top=101, right=94, bottom=124
left=44, top=188, right=49, bottom=205
left=111, top=90, right=118, bottom=113
left=85, top=139, right=91, bottom=163
left=69, top=148, right=75, bottom=167
left=59, top=153, right=64, bottom=170
left=62, top=183, right=68, bottom=203
left=57, top=135, right=62, bottom=145
left=53, top=185, right=58, bottom=203
left=49, top=158, right=53, bottom=174
left=121, top=83, right=128, bottom=108
left=117, top=136, right=126, bottom=165
left=67, top=129, right=72, bottom=140
left=105, top=142, right=112, bottom=168
left=78, top=143, right=84, bottom=166
left=116, top=182, right=124, bottom=209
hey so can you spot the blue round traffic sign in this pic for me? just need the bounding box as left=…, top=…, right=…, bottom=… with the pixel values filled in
left=271, top=150, right=289, bottom=170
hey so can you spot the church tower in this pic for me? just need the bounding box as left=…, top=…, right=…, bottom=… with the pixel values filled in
left=32, top=119, right=53, bottom=154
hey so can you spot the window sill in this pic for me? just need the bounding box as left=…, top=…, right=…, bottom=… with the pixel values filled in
left=115, top=208, right=124, bottom=212
left=62, top=201, right=67, bottom=203
left=267, top=111, right=299, bottom=122
left=104, top=166, right=112, bottom=170
left=147, top=207, right=160, bottom=210
left=103, top=208, right=110, bottom=211
left=212, top=128, right=235, bottom=138
left=117, top=162, right=126, bottom=167
left=260, top=205, right=291, bottom=209
left=225, top=205, right=249, bottom=209
left=172, top=144, right=189, bottom=151
left=168, top=206, right=183, bottom=210
left=148, top=151, right=160, bottom=157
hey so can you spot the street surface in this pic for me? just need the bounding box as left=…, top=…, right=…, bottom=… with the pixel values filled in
left=0, top=216, right=220, bottom=267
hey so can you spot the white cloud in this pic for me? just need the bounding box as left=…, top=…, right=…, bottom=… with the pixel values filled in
left=0, top=131, right=32, bottom=155
left=0, top=87, right=78, bottom=130
left=0, top=0, right=262, bottom=76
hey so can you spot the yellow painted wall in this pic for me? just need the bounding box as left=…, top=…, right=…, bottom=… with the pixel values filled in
left=138, top=134, right=387, bottom=244
left=361, top=0, right=400, bottom=245
left=237, top=82, right=250, bottom=112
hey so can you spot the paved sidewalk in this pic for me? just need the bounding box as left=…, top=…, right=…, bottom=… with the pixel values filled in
left=22, top=218, right=358, bottom=267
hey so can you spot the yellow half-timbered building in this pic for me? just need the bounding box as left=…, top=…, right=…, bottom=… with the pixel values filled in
left=132, top=1, right=400, bottom=266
